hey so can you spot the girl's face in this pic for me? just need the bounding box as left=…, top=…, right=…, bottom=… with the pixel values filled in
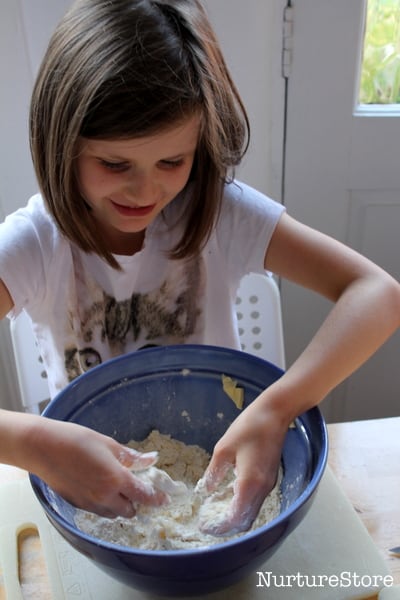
left=76, top=114, right=200, bottom=254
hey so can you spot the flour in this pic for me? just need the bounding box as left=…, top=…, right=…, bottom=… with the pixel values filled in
left=74, top=430, right=282, bottom=550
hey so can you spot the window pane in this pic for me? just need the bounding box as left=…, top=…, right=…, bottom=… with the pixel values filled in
left=359, top=0, right=400, bottom=104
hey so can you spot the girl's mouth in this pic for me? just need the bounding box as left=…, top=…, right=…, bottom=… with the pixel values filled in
left=111, top=200, right=156, bottom=217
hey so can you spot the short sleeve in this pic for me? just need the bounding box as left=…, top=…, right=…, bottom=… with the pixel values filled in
left=215, top=180, right=285, bottom=281
left=0, top=195, right=50, bottom=316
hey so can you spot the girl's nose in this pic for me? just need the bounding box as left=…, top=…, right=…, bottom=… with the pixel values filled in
left=125, top=172, right=158, bottom=205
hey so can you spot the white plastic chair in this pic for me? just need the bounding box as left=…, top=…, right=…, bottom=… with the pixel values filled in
left=9, top=273, right=285, bottom=414
left=9, top=311, right=50, bottom=414
left=235, top=272, right=286, bottom=369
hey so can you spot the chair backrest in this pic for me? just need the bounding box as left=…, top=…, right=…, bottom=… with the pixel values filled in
left=235, top=272, right=286, bottom=369
left=9, top=311, right=50, bottom=414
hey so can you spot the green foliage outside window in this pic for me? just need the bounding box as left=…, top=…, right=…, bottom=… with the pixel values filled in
left=359, top=0, right=400, bottom=104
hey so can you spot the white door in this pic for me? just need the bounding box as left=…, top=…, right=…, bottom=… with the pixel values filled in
left=282, top=0, right=400, bottom=422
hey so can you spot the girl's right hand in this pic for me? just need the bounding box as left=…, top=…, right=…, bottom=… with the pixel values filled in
left=24, top=416, right=169, bottom=518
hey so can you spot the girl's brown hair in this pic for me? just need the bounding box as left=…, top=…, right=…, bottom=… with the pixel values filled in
left=30, top=0, right=250, bottom=268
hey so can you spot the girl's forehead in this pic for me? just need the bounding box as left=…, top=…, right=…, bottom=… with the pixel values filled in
left=80, top=114, right=201, bottom=157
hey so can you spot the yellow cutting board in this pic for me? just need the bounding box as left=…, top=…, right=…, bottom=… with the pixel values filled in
left=0, top=466, right=398, bottom=600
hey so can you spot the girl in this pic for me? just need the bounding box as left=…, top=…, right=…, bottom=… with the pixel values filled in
left=0, top=0, right=399, bottom=535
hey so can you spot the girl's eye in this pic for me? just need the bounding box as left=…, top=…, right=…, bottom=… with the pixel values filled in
left=159, top=159, right=184, bottom=170
left=99, top=160, right=130, bottom=172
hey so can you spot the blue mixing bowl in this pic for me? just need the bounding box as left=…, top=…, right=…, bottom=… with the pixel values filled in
left=30, top=345, right=328, bottom=597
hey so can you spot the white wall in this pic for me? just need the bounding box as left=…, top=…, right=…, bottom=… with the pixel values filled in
left=0, top=1, right=285, bottom=409
left=0, top=1, right=71, bottom=221
left=204, top=0, right=285, bottom=199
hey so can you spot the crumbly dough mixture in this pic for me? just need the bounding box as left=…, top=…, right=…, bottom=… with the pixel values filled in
left=75, top=430, right=282, bottom=550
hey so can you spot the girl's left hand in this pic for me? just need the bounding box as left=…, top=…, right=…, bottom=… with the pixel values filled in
left=198, top=393, right=290, bottom=536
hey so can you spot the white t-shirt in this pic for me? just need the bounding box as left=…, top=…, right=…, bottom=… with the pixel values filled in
left=0, top=180, right=284, bottom=397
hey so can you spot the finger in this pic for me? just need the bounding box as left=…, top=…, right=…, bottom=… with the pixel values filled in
left=119, top=447, right=158, bottom=470
left=91, top=495, right=137, bottom=520
left=196, top=459, right=232, bottom=495
left=61, top=483, right=137, bottom=520
left=199, top=509, right=237, bottom=536
left=121, top=471, right=169, bottom=507
left=199, top=496, right=260, bottom=537
left=79, top=471, right=167, bottom=519
left=138, top=467, right=187, bottom=497
left=199, top=475, right=267, bottom=537
left=228, top=481, right=265, bottom=532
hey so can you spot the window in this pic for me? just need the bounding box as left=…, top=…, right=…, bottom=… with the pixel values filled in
left=359, top=0, right=400, bottom=104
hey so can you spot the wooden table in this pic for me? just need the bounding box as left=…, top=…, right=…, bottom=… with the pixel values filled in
left=0, top=416, right=399, bottom=598
left=328, top=416, right=400, bottom=587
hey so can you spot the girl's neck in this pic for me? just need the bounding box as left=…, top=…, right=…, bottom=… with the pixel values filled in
left=107, top=229, right=146, bottom=256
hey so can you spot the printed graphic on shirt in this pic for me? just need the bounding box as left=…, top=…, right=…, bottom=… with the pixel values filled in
left=65, top=256, right=205, bottom=382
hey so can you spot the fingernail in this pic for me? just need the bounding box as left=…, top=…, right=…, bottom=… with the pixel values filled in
left=140, top=451, right=159, bottom=461
left=128, top=449, right=158, bottom=461
left=194, top=477, right=207, bottom=495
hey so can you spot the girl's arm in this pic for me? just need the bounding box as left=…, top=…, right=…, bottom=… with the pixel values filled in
left=0, top=278, right=166, bottom=517
left=0, top=408, right=168, bottom=517
left=200, top=213, right=400, bottom=535
left=0, top=278, right=13, bottom=319
left=264, top=212, right=400, bottom=408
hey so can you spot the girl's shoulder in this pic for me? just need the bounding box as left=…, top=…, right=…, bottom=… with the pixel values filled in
left=0, top=194, right=71, bottom=317
left=210, top=180, right=285, bottom=277
left=1, top=194, right=65, bottom=253
left=221, top=180, right=283, bottom=214
left=16, top=193, right=54, bottom=227
left=218, top=180, right=285, bottom=232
